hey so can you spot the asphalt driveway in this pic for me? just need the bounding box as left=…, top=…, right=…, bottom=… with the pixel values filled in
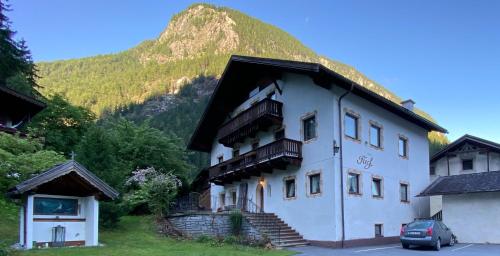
left=290, top=243, right=500, bottom=256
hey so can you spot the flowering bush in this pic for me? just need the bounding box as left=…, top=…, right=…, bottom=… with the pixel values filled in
left=125, top=167, right=181, bottom=218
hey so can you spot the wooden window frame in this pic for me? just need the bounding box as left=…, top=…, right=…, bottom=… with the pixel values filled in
left=462, top=159, right=473, bottom=171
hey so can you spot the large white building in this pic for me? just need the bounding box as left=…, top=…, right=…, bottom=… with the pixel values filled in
left=420, top=135, right=500, bottom=244
left=188, top=55, right=447, bottom=247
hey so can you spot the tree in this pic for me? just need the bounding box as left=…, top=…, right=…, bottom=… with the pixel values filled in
left=0, top=0, right=39, bottom=95
left=0, top=133, right=66, bottom=193
left=27, top=94, right=96, bottom=156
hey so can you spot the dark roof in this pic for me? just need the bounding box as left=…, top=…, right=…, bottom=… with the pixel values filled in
left=188, top=55, right=447, bottom=152
left=7, top=160, right=119, bottom=201
left=418, top=171, right=500, bottom=196
left=431, top=134, right=500, bottom=163
left=0, top=85, right=46, bottom=126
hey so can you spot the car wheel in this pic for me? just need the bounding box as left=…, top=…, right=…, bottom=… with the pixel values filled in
left=402, top=243, right=410, bottom=249
left=450, top=236, right=455, bottom=246
left=434, top=238, right=441, bottom=251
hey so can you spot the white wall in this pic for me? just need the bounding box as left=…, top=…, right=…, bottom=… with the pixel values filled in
left=443, top=192, right=500, bottom=244
left=432, top=152, right=500, bottom=178
left=21, top=194, right=99, bottom=249
left=210, top=72, right=431, bottom=242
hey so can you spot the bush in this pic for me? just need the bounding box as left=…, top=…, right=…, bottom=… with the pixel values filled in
left=229, top=210, right=243, bottom=236
left=195, top=235, right=212, bottom=243
left=100, top=201, right=126, bottom=229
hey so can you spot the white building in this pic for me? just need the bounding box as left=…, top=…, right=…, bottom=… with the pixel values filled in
left=188, top=56, right=447, bottom=247
left=420, top=135, right=500, bottom=244
left=7, top=161, right=119, bottom=249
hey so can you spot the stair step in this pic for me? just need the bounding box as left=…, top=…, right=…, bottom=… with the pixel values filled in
left=244, top=212, right=306, bottom=247
left=276, top=241, right=310, bottom=247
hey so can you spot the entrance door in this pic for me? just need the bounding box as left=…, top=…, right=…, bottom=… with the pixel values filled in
left=256, top=184, right=264, bottom=213
left=238, top=183, right=248, bottom=211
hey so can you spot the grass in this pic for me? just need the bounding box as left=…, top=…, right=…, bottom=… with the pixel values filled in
left=0, top=203, right=293, bottom=256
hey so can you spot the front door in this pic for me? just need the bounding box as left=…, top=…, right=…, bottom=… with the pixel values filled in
left=238, top=183, right=248, bottom=211
left=256, top=184, right=264, bottom=213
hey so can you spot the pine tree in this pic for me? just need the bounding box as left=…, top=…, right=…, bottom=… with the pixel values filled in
left=0, top=0, right=39, bottom=95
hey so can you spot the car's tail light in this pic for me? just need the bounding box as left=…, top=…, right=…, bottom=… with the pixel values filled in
left=426, top=227, right=433, bottom=236
left=400, top=227, right=406, bottom=236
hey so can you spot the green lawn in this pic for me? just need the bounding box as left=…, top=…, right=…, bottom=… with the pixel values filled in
left=5, top=211, right=293, bottom=256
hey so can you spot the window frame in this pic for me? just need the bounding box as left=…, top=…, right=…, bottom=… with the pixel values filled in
left=462, top=159, right=473, bottom=171
left=369, top=121, right=383, bottom=149
left=344, top=112, right=360, bottom=141
left=283, top=176, right=297, bottom=200
left=306, top=171, right=322, bottom=196
left=398, top=135, right=409, bottom=158
left=231, top=191, right=237, bottom=205
left=302, top=114, right=317, bottom=142
left=400, top=182, right=410, bottom=203
left=375, top=224, right=383, bottom=237
left=371, top=177, right=383, bottom=198
left=348, top=172, right=361, bottom=195
left=33, top=197, right=79, bottom=216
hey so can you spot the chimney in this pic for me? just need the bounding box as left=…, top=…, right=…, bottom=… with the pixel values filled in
left=401, top=99, right=415, bottom=111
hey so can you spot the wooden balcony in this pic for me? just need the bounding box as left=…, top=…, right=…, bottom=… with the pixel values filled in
left=217, top=99, right=283, bottom=147
left=209, top=138, right=302, bottom=185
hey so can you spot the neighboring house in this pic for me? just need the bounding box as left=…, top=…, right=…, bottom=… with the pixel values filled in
left=7, top=161, right=119, bottom=249
left=0, top=85, right=46, bottom=134
left=188, top=55, right=446, bottom=247
left=420, top=135, right=500, bottom=244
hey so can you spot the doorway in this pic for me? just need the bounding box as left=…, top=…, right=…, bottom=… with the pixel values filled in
left=256, top=183, right=264, bottom=213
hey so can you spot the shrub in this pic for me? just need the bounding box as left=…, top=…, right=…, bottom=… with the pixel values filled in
left=195, top=235, right=212, bottom=243
left=229, top=210, right=243, bottom=236
left=99, top=201, right=125, bottom=229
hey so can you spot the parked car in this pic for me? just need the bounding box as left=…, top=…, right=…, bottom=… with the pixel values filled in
left=400, top=219, right=456, bottom=250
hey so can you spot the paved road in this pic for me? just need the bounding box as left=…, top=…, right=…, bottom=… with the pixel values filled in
left=290, top=244, right=500, bottom=256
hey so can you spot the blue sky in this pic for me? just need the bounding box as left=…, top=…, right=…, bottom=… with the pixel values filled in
left=9, top=0, right=500, bottom=142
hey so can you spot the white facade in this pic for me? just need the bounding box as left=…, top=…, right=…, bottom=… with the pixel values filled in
left=209, top=72, right=431, bottom=243
left=443, top=192, right=500, bottom=244
left=20, top=194, right=99, bottom=249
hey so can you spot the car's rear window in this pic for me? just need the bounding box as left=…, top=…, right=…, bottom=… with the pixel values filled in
left=407, top=221, right=434, bottom=229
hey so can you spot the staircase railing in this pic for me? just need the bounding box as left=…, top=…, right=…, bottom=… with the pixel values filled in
left=431, top=210, right=443, bottom=221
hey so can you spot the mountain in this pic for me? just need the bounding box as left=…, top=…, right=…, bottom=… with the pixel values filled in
left=36, top=4, right=447, bottom=166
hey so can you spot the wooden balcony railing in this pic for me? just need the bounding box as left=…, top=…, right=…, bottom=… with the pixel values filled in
left=217, top=99, right=283, bottom=147
left=209, top=138, right=302, bottom=185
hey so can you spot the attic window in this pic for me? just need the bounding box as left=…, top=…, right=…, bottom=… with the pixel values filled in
left=462, top=159, right=473, bottom=171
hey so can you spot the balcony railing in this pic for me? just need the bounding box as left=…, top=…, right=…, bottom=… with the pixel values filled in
left=209, top=138, right=302, bottom=185
left=217, top=99, right=283, bottom=147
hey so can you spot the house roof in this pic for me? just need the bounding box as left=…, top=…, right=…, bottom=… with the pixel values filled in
left=7, top=160, right=119, bottom=201
left=418, top=171, right=500, bottom=196
left=0, top=85, right=46, bottom=114
left=188, top=55, right=447, bottom=152
left=431, top=134, right=500, bottom=163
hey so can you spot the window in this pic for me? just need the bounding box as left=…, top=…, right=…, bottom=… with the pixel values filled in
left=399, top=136, right=408, bottom=157
left=285, top=178, right=296, bottom=199
left=34, top=197, right=78, bottom=216
left=462, top=159, right=473, bottom=170
left=345, top=113, right=359, bottom=139
left=372, top=178, right=382, bottom=197
left=375, top=224, right=383, bottom=237
left=400, top=183, right=409, bottom=202
left=217, top=155, right=224, bottom=164
left=430, top=166, right=436, bottom=175
left=219, top=193, right=226, bottom=207
left=348, top=173, right=360, bottom=194
left=303, top=115, right=317, bottom=141
left=309, top=173, right=321, bottom=195
left=370, top=124, right=381, bottom=148
left=275, top=128, right=285, bottom=140
left=231, top=191, right=237, bottom=205
left=232, top=149, right=240, bottom=158
left=251, top=141, right=260, bottom=150
left=267, top=91, right=276, bottom=100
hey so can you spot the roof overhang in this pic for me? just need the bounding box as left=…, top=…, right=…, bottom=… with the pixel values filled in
left=418, top=171, right=500, bottom=197
left=0, top=86, right=46, bottom=120
left=7, top=161, right=119, bottom=201
left=188, top=55, right=448, bottom=152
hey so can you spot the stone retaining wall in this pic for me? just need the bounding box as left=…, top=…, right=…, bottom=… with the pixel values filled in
left=168, top=212, right=261, bottom=240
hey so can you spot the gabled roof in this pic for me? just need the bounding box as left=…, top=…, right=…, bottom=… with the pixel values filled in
left=7, top=160, right=119, bottom=201
left=0, top=85, right=46, bottom=114
left=431, top=134, right=500, bottom=163
left=418, top=171, right=500, bottom=196
left=188, top=55, right=447, bottom=152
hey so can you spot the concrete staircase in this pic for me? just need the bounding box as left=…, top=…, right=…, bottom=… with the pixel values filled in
left=244, top=213, right=309, bottom=247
